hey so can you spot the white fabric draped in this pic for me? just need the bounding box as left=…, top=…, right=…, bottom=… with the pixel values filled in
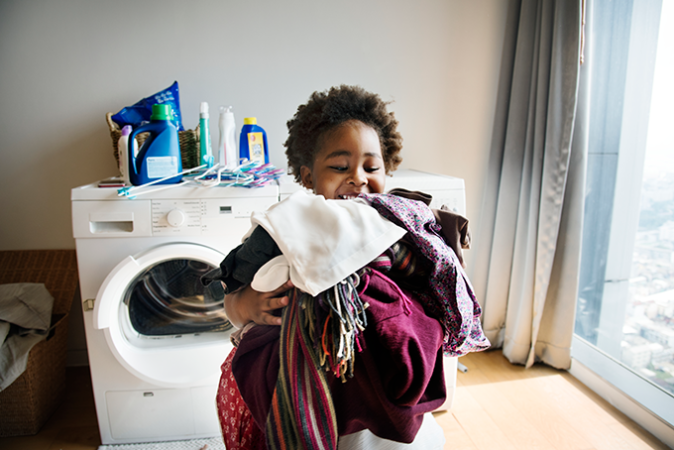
left=250, top=191, right=406, bottom=296
left=470, top=0, right=588, bottom=369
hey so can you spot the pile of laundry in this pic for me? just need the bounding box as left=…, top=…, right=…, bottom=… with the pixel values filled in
left=0, top=283, right=54, bottom=390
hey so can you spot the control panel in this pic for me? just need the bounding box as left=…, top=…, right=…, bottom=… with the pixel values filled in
left=151, top=197, right=274, bottom=236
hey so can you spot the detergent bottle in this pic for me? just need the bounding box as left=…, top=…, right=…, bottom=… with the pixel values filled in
left=239, top=117, right=268, bottom=164
left=128, top=104, right=183, bottom=186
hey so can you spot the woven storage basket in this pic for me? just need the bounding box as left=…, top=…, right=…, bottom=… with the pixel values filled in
left=0, top=250, right=79, bottom=437
left=106, top=112, right=201, bottom=170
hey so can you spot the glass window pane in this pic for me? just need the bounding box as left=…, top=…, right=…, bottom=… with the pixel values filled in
left=627, top=0, right=674, bottom=396
left=573, top=0, right=674, bottom=429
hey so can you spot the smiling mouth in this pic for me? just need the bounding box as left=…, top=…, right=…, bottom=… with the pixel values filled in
left=338, top=194, right=359, bottom=200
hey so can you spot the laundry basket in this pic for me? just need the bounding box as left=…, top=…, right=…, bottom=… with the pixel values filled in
left=0, top=250, right=79, bottom=437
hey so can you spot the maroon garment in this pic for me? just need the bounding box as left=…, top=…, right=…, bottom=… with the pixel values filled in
left=232, top=268, right=446, bottom=443
left=216, top=348, right=265, bottom=450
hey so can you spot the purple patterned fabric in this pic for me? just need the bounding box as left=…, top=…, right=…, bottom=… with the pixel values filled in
left=358, top=194, right=490, bottom=356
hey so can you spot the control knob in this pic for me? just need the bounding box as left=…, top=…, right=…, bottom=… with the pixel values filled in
left=167, top=208, right=186, bottom=227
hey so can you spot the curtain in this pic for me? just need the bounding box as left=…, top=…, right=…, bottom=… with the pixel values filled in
left=470, top=0, right=588, bottom=369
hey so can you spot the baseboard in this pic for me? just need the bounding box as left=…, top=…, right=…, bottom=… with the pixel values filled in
left=569, top=358, right=674, bottom=448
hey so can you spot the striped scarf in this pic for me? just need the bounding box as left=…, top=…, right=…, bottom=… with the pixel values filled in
left=266, top=274, right=366, bottom=450
left=369, top=240, right=425, bottom=280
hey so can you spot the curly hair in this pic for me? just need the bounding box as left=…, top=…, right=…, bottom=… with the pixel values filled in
left=284, top=85, right=403, bottom=184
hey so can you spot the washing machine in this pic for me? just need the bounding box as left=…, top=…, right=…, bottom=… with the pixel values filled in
left=278, top=168, right=466, bottom=410
left=72, top=181, right=279, bottom=445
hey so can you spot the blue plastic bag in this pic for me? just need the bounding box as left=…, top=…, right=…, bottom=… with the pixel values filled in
left=111, top=81, right=185, bottom=131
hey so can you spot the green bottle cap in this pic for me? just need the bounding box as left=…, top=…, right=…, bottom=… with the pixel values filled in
left=151, top=104, right=172, bottom=121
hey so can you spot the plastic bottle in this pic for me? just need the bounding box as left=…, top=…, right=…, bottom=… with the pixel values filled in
left=218, top=106, right=238, bottom=169
left=199, top=102, right=213, bottom=167
left=128, top=104, right=183, bottom=186
left=117, top=125, right=137, bottom=186
left=239, top=117, right=269, bottom=164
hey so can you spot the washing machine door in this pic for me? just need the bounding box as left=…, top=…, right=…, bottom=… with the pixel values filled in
left=94, top=243, right=233, bottom=388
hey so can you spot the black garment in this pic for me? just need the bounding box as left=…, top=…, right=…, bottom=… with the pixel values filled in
left=200, top=225, right=282, bottom=294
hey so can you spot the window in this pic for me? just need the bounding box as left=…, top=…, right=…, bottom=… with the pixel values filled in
left=573, top=0, right=674, bottom=430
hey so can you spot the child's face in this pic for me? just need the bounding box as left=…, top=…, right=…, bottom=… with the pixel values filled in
left=300, top=120, right=386, bottom=199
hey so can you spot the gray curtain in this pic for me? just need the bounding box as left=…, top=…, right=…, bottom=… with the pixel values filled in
left=470, top=0, right=588, bottom=369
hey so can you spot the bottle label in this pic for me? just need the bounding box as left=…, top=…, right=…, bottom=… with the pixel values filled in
left=147, top=156, right=179, bottom=178
left=247, top=132, right=265, bottom=163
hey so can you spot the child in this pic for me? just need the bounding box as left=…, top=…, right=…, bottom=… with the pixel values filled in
left=211, top=85, right=489, bottom=450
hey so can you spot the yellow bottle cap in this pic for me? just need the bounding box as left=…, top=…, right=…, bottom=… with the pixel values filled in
left=243, top=117, right=257, bottom=125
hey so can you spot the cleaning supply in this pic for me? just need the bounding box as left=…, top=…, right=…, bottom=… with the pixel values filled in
left=239, top=117, right=269, bottom=164
left=218, top=106, right=237, bottom=169
left=127, top=104, right=183, bottom=186
left=117, top=125, right=137, bottom=186
left=199, top=102, right=214, bottom=168
left=111, top=81, right=185, bottom=131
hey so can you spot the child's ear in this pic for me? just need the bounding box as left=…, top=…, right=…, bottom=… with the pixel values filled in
left=300, top=166, right=314, bottom=189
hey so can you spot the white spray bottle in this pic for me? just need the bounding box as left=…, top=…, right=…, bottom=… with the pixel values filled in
left=118, top=125, right=137, bottom=186
left=218, top=106, right=237, bottom=169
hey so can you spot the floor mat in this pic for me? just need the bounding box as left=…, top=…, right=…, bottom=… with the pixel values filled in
left=98, top=437, right=225, bottom=450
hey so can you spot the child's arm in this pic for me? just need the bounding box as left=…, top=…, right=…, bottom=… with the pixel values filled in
left=223, top=280, right=293, bottom=328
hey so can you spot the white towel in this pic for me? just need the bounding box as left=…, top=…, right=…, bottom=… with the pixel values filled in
left=250, top=191, right=406, bottom=296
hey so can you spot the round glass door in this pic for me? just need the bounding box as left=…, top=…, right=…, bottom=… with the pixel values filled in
left=124, top=258, right=231, bottom=337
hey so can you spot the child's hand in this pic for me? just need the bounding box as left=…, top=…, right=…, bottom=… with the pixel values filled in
left=223, top=280, right=293, bottom=328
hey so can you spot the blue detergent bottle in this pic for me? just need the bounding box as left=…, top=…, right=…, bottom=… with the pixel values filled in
left=128, top=104, right=183, bottom=186
left=239, top=117, right=269, bottom=164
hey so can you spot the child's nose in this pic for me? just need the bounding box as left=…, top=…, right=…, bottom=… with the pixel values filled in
left=348, top=169, right=367, bottom=186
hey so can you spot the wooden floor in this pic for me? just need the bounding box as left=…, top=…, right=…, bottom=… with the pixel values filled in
left=435, top=350, right=670, bottom=450
left=0, top=349, right=669, bottom=449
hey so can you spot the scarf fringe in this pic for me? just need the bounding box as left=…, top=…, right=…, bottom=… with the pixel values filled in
left=310, top=273, right=367, bottom=381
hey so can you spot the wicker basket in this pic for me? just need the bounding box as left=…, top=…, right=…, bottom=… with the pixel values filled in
left=106, top=113, right=201, bottom=170
left=0, top=250, right=79, bottom=437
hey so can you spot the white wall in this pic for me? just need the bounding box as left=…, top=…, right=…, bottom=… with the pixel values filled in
left=0, top=0, right=508, bottom=252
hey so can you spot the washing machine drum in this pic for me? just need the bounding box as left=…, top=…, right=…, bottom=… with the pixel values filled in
left=126, top=259, right=231, bottom=336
